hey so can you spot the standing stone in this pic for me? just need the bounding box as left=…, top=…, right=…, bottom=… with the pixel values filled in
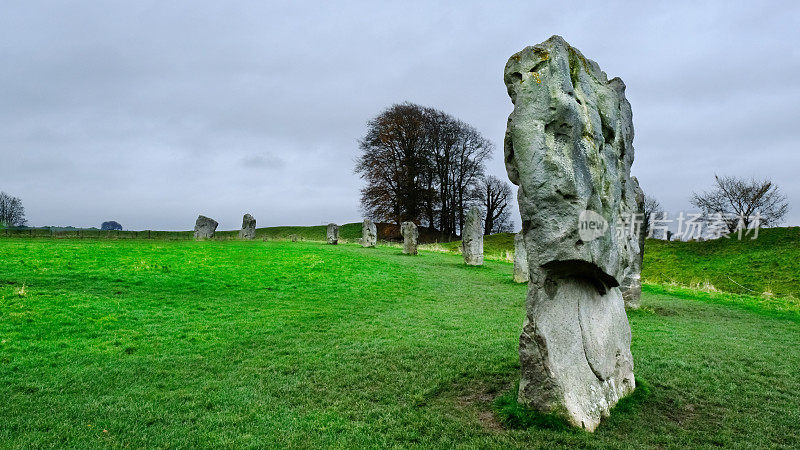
left=194, top=215, right=218, bottom=240
left=621, top=179, right=645, bottom=309
left=239, top=213, right=256, bottom=240
left=326, top=223, right=339, bottom=245
left=503, top=36, right=638, bottom=431
left=513, top=232, right=529, bottom=283
left=400, top=221, right=418, bottom=255
left=361, top=219, right=377, bottom=248
left=461, top=207, right=484, bottom=265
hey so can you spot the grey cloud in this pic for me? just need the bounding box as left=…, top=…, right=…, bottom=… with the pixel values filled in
left=239, top=154, right=283, bottom=169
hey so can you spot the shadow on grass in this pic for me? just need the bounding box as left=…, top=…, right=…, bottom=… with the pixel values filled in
left=493, top=379, right=652, bottom=432
left=608, top=378, right=651, bottom=415
left=492, top=385, right=576, bottom=432
left=443, top=261, right=493, bottom=271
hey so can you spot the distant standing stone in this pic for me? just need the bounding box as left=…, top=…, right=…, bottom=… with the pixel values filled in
left=513, top=232, right=529, bottom=283
left=621, top=179, right=644, bottom=309
left=327, top=223, right=339, bottom=245
left=400, top=221, right=418, bottom=255
left=362, top=219, right=377, bottom=248
left=461, top=207, right=484, bottom=265
left=194, top=215, right=218, bottom=240
left=239, top=213, right=256, bottom=240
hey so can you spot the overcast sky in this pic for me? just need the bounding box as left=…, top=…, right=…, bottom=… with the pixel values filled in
left=1, top=1, right=798, bottom=230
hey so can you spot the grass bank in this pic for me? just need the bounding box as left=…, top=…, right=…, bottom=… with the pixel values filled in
left=440, top=227, right=800, bottom=300
left=642, top=227, right=800, bottom=298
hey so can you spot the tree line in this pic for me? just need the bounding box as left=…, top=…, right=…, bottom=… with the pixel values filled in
left=355, top=102, right=514, bottom=239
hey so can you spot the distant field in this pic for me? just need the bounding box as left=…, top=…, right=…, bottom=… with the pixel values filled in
left=217, top=223, right=366, bottom=241
left=1, top=238, right=798, bottom=447
left=4, top=224, right=798, bottom=300
left=0, top=224, right=361, bottom=241
left=1, top=222, right=422, bottom=243
left=437, top=232, right=515, bottom=260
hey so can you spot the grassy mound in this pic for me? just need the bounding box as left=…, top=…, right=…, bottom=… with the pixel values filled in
left=642, top=227, right=800, bottom=298
left=440, top=227, right=800, bottom=300
left=1, top=239, right=798, bottom=447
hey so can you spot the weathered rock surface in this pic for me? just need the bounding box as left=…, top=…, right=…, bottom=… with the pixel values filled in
left=400, top=221, right=418, bottom=255
left=326, top=223, right=339, bottom=245
left=239, top=213, right=256, bottom=240
left=362, top=219, right=377, bottom=248
left=461, top=207, right=484, bottom=265
left=194, top=215, right=218, bottom=240
left=504, top=35, right=638, bottom=431
left=513, top=232, right=529, bottom=283
left=621, top=179, right=645, bottom=309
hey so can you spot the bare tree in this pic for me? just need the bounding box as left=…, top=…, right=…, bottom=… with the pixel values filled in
left=450, top=122, right=493, bottom=234
left=422, top=107, right=461, bottom=237
left=690, top=175, right=788, bottom=231
left=474, top=175, right=514, bottom=235
left=642, top=194, right=664, bottom=238
left=0, top=192, right=27, bottom=227
left=355, top=102, right=492, bottom=235
left=355, top=103, right=430, bottom=224
left=420, top=107, right=493, bottom=237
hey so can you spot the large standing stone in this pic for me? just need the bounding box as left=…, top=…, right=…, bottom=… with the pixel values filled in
left=621, top=179, right=645, bottom=309
left=326, top=223, right=339, bottom=245
left=194, top=215, right=218, bottom=240
left=461, top=207, right=484, bottom=265
left=504, top=35, right=638, bottom=431
left=513, top=232, right=529, bottom=283
left=239, top=213, right=256, bottom=240
left=400, top=221, right=418, bottom=255
left=361, top=219, right=377, bottom=248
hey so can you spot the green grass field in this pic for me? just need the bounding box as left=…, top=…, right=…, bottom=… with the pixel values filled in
left=1, top=238, right=798, bottom=447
